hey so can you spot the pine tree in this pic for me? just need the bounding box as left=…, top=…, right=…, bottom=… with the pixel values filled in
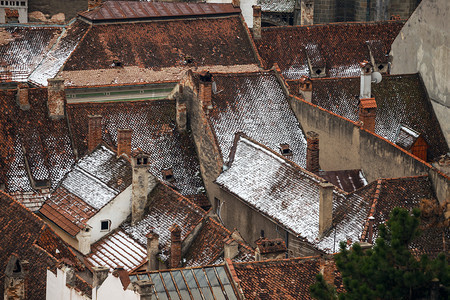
left=311, top=207, right=449, bottom=299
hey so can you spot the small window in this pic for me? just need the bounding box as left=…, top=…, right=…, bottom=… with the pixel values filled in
left=215, top=198, right=221, bottom=216
left=137, top=157, right=142, bottom=165
left=378, top=64, right=384, bottom=70
left=1, top=2, right=4, bottom=6
left=143, top=157, right=148, bottom=165
left=162, top=168, right=174, bottom=181
left=5, top=1, right=8, bottom=5
left=20, top=1, right=25, bottom=5
left=280, top=144, right=292, bottom=156
left=101, top=220, right=111, bottom=231
left=260, top=230, right=265, bottom=238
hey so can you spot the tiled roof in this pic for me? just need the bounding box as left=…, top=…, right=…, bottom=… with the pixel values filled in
left=359, top=175, right=449, bottom=258
left=207, top=71, right=307, bottom=166
left=63, top=16, right=257, bottom=72
left=79, top=1, right=241, bottom=21
left=254, top=21, right=404, bottom=78
left=67, top=100, right=204, bottom=197
left=40, top=145, right=131, bottom=236
left=28, top=20, right=90, bottom=86
left=121, top=182, right=206, bottom=262
left=0, top=26, right=61, bottom=82
left=306, top=74, right=448, bottom=160
left=184, top=217, right=254, bottom=267
left=0, top=88, right=75, bottom=199
left=233, top=256, right=342, bottom=299
left=0, top=191, right=86, bottom=299
left=130, top=265, right=240, bottom=299
left=316, top=169, right=367, bottom=193
left=85, top=229, right=147, bottom=271
left=258, top=0, right=295, bottom=12
left=215, top=134, right=349, bottom=250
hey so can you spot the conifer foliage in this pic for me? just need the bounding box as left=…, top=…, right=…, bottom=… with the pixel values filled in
left=310, top=207, right=449, bottom=299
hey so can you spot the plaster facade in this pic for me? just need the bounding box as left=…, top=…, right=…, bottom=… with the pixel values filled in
left=46, top=267, right=90, bottom=300
left=390, top=0, right=450, bottom=146
left=0, top=0, right=27, bottom=23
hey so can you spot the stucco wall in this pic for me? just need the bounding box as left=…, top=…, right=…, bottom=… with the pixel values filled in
left=87, top=186, right=132, bottom=244
left=93, top=273, right=139, bottom=300
left=47, top=268, right=90, bottom=300
left=288, top=96, right=449, bottom=204
left=390, top=0, right=450, bottom=146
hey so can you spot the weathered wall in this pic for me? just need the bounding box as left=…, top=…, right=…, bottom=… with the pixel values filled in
left=28, top=0, right=86, bottom=21
left=215, top=186, right=322, bottom=257
left=288, top=96, right=449, bottom=204
left=314, top=0, right=335, bottom=23
left=181, top=75, right=223, bottom=205
left=390, top=0, right=449, bottom=146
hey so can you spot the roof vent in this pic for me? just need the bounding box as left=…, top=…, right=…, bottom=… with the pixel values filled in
left=162, top=168, right=174, bottom=182
left=280, top=144, right=292, bottom=156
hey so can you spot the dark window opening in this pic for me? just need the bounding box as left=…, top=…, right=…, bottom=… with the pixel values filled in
left=185, top=56, right=194, bottom=64
left=143, top=157, right=148, bottom=165
left=101, top=220, right=110, bottom=231
left=366, top=67, right=371, bottom=73
left=162, top=168, right=174, bottom=182
left=260, top=230, right=265, bottom=238
left=20, top=1, right=25, bottom=5
left=112, top=60, right=122, bottom=67
left=215, top=198, right=221, bottom=216
left=137, top=158, right=142, bottom=165
left=315, top=69, right=322, bottom=75
left=280, top=144, right=292, bottom=156
left=378, top=64, right=384, bottom=70
left=13, top=260, right=21, bottom=273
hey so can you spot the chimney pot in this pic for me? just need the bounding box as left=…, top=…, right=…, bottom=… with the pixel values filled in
left=47, top=77, right=65, bottom=119
left=299, top=76, right=312, bottom=102
left=232, top=0, right=240, bottom=8
left=169, top=224, right=182, bottom=269
left=359, top=61, right=373, bottom=99
left=367, top=216, right=375, bottom=244
left=319, top=182, right=334, bottom=236
left=306, top=131, right=320, bottom=173
left=117, top=128, right=132, bottom=158
left=252, top=6, right=262, bottom=39
left=17, top=83, right=30, bottom=110
left=88, top=115, right=102, bottom=152
left=199, top=72, right=213, bottom=110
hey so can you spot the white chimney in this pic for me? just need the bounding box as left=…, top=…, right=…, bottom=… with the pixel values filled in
left=359, top=61, right=373, bottom=99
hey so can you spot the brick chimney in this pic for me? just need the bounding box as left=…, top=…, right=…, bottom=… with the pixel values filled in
left=224, top=237, right=239, bottom=260
left=306, top=131, right=320, bottom=173
left=16, top=83, right=30, bottom=110
left=299, top=75, right=312, bottom=102
left=320, top=258, right=335, bottom=286
left=253, top=5, right=262, bottom=40
left=359, top=98, right=377, bottom=132
left=232, top=0, right=240, bottom=8
left=117, top=129, right=132, bottom=158
left=135, top=280, right=154, bottom=300
left=255, top=238, right=286, bottom=261
left=47, top=77, right=65, bottom=119
left=92, top=266, right=109, bottom=288
left=319, top=182, right=334, bottom=236
left=169, top=224, right=182, bottom=269
left=198, top=71, right=212, bottom=110
left=359, top=60, right=373, bottom=99
left=131, top=149, right=156, bottom=226
left=300, top=0, right=314, bottom=25
left=88, top=115, right=102, bottom=152
left=146, top=231, right=159, bottom=271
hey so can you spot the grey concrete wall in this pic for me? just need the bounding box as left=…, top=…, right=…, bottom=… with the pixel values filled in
left=288, top=96, right=449, bottom=204
left=390, top=0, right=450, bottom=146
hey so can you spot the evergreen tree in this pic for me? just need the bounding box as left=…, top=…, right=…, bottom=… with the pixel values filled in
left=310, top=207, right=449, bottom=299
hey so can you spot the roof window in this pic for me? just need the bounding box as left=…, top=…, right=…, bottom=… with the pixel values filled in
left=112, top=59, right=122, bottom=67
left=162, top=168, right=174, bottom=182
left=280, top=144, right=292, bottom=156
left=101, top=220, right=111, bottom=231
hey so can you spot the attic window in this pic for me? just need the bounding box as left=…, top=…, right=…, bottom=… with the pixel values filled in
left=315, top=69, right=322, bottom=75
left=112, top=60, right=122, bottom=67
left=280, top=144, right=292, bottom=156
left=137, top=157, right=149, bottom=165
left=162, top=168, right=174, bottom=182
left=101, top=220, right=111, bottom=231
left=185, top=55, right=194, bottom=64
left=13, top=260, right=21, bottom=273
left=378, top=64, right=384, bottom=70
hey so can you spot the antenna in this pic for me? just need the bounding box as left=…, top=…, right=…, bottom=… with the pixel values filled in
left=371, top=72, right=382, bottom=84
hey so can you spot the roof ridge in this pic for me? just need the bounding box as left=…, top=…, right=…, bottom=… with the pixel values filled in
left=261, top=19, right=405, bottom=31
left=232, top=255, right=323, bottom=266
left=361, top=179, right=383, bottom=241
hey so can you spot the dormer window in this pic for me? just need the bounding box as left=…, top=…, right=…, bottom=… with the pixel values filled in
left=162, top=168, right=174, bottom=182
left=280, top=144, right=292, bottom=156
left=112, top=59, right=122, bottom=67
left=101, top=220, right=111, bottom=231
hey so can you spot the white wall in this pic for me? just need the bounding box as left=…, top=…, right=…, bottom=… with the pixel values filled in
left=46, top=267, right=90, bottom=300
left=92, top=273, right=139, bottom=300
left=87, top=186, right=132, bottom=244
left=206, top=0, right=257, bottom=27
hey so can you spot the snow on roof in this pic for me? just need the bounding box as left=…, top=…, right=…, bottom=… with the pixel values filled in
left=396, top=125, right=420, bottom=150
left=28, top=20, right=90, bottom=86
left=208, top=72, right=307, bottom=167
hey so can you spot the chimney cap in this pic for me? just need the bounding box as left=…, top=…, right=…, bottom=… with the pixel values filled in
left=146, top=231, right=159, bottom=239
left=199, top=70, right=212, bottom=82
left=170, top=224, right=181, bottom=233
left=306, top=131, right=319, bottom=139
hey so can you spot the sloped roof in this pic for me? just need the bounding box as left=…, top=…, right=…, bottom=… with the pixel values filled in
left=85, top=229, right=147, bottom=271
left=233, top=256, right=342, bottom=299
left=63, top=16, right=257, bottom=72
left=130, top=265, right=240, bottom=299
left=67, top=100, right=204, bottom=197
left=0, top=88, right=75, bottom=207
left=0, top=26, right=61, bottom=82
left=215, top=134, right=350, bottom=249
left=0, top=191, right=86, bottom=298
left=40, top=145, right=131, bottom=236
left=316, top=169, right=367, bottom=193
left=183, top=217, right=254, bottom=267
left=359, top=175, right=449, bottom=258
left=121, top=183, right=206, bottom=262
left=79, top=1, right=241, bottom=22
left=305, top=74, right=448, bottom=160
left=206, top=71, right=307, bottom=166
left=254, top=21, right=404, bottom=78
left=28, top=20, right=90, bottom=86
